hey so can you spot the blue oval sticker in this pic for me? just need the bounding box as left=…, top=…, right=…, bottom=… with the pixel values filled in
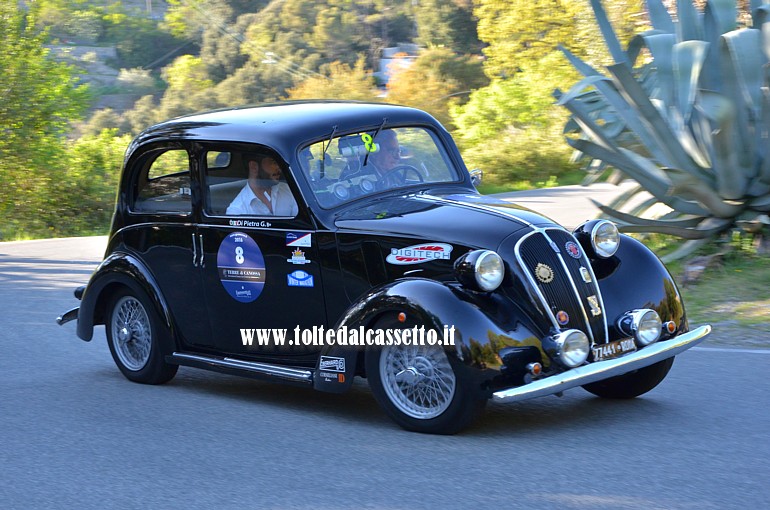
left=217, top=232, right=266, bottom=303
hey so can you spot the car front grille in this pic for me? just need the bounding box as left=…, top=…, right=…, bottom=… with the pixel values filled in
left=514, top=228, right=608, bottom=345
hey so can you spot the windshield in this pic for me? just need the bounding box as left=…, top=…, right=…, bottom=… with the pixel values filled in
left=299, top=126, right=459, bottom=208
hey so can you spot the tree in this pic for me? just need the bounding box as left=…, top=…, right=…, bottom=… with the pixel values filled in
left=286, top=58, right=378, bottom=101
left=59, top=129, right=132, bottom=236
left=103, top=11, right=184, bottom=69
left=475, top=0, right=589, bottom=79
left=450, top=0, right=646, bottom=186
left=124, top=95, right=161, bottom=135
left=386, top=48, right=487, bottom=129
left=414, top=0, right=480, bottom=54
left=163, top=0, right=239, bottom=40
left=309, top=3, right=368, bottom=64
left=0, top=2, right=89, bottom=239
left=157, top=55, right=221, bottom=120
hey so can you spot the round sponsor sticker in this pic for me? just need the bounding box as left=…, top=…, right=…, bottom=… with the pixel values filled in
left=217, top=232, right=266, bottom=303
left=565, top=241, right=581, bottom=259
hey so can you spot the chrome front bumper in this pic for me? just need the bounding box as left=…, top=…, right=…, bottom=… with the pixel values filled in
left=492, top=325, right=711, bottom=403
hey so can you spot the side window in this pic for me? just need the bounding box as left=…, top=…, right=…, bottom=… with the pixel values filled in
left=205, top=150, right=299, bottom=218
left=133, top=149, right=192, bottom=214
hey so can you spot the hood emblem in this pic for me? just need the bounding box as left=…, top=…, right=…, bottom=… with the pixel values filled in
left=535, top=263, right=554, bottom=283
left=556, top=310, right=569, bottom=325
left=565, top=241, right=581, bottom=259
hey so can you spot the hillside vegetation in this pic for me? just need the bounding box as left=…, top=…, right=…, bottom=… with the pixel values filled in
left=3, top=0, right=648, bottom=239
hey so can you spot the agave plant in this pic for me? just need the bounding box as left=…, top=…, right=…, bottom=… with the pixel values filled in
left=555, top=0, right=770, bottom=260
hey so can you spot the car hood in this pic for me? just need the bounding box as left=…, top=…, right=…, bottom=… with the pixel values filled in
left=333, top=191, right=560, bottom=249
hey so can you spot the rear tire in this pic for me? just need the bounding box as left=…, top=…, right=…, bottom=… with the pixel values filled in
left=366, top=320, right=485, bottom=434
left=106, top=288, right=178, bottom=385
left=582, top=357, right=674, bottom=399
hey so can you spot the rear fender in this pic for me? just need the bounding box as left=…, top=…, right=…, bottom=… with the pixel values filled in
left=76, top=252, right=173, bottom=343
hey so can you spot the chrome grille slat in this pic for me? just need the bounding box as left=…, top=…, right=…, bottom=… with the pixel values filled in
left=514, top=228, right=609, bottom=345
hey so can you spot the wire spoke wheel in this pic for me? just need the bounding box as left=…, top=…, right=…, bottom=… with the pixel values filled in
left=379, top=344, right=456, bottom=420
left=110, top=296, right=152, bottom=372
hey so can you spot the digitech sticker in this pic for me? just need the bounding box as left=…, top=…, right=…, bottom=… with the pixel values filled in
left=386, top=243, right=453, bottom=265
left=217, top=232, right=266, bottom=303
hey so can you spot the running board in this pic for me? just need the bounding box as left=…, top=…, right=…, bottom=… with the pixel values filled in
left=169, top=352, right=314, bottom=385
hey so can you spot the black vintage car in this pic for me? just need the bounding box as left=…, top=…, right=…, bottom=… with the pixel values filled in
left=58, top=102, right=711, bottom=434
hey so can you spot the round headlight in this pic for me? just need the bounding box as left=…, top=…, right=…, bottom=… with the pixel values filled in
left=591, top=220, right=620, bottom=258
left=454, top=250, right=505, bottom=292
left=553, top=329, right=590, bottom=368
left=474, top=250, right=504, bottom=292
left=617, top=309, right=662, bottom=347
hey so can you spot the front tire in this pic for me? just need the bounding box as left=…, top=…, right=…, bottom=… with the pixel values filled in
left=106, top=288, right=178, bottom=385
left=582, top=357, right=675, bottom=399
left=366, top=330, right=485, bottom=434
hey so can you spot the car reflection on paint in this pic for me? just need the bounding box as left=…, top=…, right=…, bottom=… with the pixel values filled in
left=58, top=102, right=711, bottom=434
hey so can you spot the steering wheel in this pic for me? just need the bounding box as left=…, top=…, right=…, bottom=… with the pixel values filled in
left=377, top=164, right=424, bottom=189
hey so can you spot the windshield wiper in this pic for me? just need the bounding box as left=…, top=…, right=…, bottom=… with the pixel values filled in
left=320, top=125, right=338, bottom=179
left=363, top=117, right=387, bottom=167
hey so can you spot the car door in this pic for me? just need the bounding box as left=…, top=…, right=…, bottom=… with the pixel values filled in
left=122, top=143, right=214, bottom=348
left=196, top=145, right=327, bottom=361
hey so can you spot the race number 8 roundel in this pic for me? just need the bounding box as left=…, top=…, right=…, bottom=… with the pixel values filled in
left=217, top=232, right=266, bottom=303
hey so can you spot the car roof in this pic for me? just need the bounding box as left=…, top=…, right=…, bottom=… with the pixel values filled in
left=129, top=101, right=443, bottom=161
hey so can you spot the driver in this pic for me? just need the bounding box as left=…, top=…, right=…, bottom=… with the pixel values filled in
left=339, top=129, right=401, bottom=181
left=368, top=129, right=401, bottom=175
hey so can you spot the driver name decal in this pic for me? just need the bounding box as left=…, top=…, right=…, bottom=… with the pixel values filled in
left=386, top=243, right=453, bottom=265
left=217, top=232, right=266, bottom=303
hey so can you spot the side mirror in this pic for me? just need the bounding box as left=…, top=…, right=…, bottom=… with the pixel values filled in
left=469, top=168, right=483, bottom=188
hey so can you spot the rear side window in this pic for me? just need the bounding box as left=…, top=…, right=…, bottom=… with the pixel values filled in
left=133, top=149, right=192, bottom=214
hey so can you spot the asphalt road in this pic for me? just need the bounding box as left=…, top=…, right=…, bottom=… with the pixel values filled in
left=2, top=228, right=769, bottom=509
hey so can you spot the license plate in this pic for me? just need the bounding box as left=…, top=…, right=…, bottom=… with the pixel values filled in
left=592, top=338, right=637, bottom=362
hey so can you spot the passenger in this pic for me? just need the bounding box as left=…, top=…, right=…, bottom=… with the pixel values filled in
left=227, top=154, right=299, bottom=216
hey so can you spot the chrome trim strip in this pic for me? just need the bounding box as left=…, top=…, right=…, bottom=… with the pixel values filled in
left=198, top=234, right=205, bottom=267
left=577, top=243, right=610, bottom=344
left=416, top=194, right=537, bottom=228
left=514, top=230, right=561, bottom=331
left=541, top=228, right=595, bottom=343
left=546, top=227, right=610, bottom=344
left=492, top=325, right=711, bottom=403
left=171, top=353, right=313, bottom=382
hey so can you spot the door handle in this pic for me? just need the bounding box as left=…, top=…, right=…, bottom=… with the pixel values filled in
left=198, top=234, right=205, bottom=267
left=191, top=233, right=198, bottom=267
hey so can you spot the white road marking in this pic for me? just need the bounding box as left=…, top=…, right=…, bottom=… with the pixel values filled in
left=693, top=346, right=770, bottom=355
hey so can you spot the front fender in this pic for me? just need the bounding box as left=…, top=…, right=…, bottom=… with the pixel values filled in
left=593, top=235, right=688, bottom=339
left=76, top=252, right=173, bottom=342
left=313, top=278, right=545, bottom=396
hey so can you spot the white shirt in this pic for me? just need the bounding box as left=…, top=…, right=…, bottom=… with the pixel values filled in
left=226, top=182, right=298, bottom=216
